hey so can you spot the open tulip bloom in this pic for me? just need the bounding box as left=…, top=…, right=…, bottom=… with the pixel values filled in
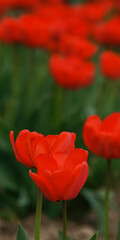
left=83, top=112, right=120, bottom=240
left=10, top=131, right=89, bottom=240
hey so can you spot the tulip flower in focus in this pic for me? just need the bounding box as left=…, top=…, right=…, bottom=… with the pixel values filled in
left=83, top=112, right=120, bottom=160
left=49, top=55, right=95, bottom=89
left=29, top=132, right=89, bottom=202
left=100, top=51, right=120, bottom=80
left=10, top=130, right=89, bottom=202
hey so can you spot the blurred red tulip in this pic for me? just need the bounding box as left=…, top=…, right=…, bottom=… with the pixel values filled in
left=0, top=18, right=21, bottom=44
left=19, top=15, right=50, bottom=47
left=100, top=51, right=120, bottom=80
left=93, top=16, right=120, bottom=46
left=49, top=55, right=95, bottom=89
left=29, top=132, right=88, bottom=202
left=83, top=113, right=120, bottom=160
left=77, top=2, right=113, bottom=22
left=59, top=35, right=98, bottom=59
left=0, top=4, right=92, bottom=48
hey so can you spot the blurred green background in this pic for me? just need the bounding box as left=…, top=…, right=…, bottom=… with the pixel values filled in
left=0, top=0, right=120, bottom=236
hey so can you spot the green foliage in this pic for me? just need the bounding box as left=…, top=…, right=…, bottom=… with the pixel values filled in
left=17, top=222, right=29, bottom=240
left=89, top=231, right=99, bottom=240
left=81, top=188, right=105, bottom=233
left=117, top=215, right=120, bottom=240
left=58, top=231, right=99, bottom=240
left=58, top=231, right=75, bottom=240
left=43, top=199, right=63, bottom=219
left=69, top=0, right=88, bottom=3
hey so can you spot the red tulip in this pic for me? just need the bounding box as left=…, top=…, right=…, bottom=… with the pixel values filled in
left=100, top=51, right=120, bottom=80
left=49, top=55, right=95, bottom=89
left=0, top=18, right=21, bottom=44
left=78, top=2, right=113, bottom=22
left=10, top=130, right=88, bottom=202
left=83, top=113, right=120, bottom=160
left=19, top=15, right=50, bottom=48
left=93, top=16, right=120, bottom=46
left=10, top=130, right=48, bottom=168
left=29, top=132, right=88, bottom=202
left=59, top=35, right=98, bottom=59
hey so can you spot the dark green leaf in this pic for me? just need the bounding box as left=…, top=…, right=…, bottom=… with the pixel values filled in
left=89, top=231, right=99, bottom=240
left=17, top=222, right=29, bottom=240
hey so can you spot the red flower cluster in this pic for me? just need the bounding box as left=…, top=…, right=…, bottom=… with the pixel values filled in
left=100, top=51, right=120, bottom=80
left=0, top=0, right=119, bottom=87
left=10, top=131, right=88, bottom=202
left=0, top=1, right=114, bottom=89
left=83, top=113, right=120, bottom=160
left=0, top=7, right=93, bottom=48
left=0, top=0, right=66, bottom=11
left=50, top=55, right=95, bottom=89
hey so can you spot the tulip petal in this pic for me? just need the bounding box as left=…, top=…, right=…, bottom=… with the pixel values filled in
left=101, top=112, right=120, bottom=134
left=52, top=153, right=68, bottom=169
left=51, top=132, right=76, bottom=154
left=108, top=136, right=120, bottom=158
left=29, top=132, right=49, bottom=156
left=10, top=131, right=31, bottom=166
left=33, top=154, right=58, bottom=173
left=45, top=135, right=57, bottom=151
left=50, top=170, right=71, bottom=201
left=15, top=130, right=34, bottom=167
left=10, top=130, right=34, bottom=167
left=29, top=170, right=58, bottom=202
left=64, top=149, right=88, bottom=171
left=64, top=162, right=89, bottom=200
left=83, top=115, right=101, bottom=156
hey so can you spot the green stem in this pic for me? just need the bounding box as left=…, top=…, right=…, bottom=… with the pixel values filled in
left=54, top=86, right=64, bottom=133
left=105, top=159, right=111, bottom=240
left=35, top=190, right=43, bottom=240
left=101, top=80, right=117, bottom=117
left=23, top=48, right=35, bottom=120
left=63, top=200, right=67, bottom=240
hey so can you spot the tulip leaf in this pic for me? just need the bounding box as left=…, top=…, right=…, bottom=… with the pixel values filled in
left=117, top=215, right=120, bottom=240
left=58, top=231, right=75, bottom=240
left=17, top=222, right=29, bottom=240
left=89, top=231, right=99, bottom=240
